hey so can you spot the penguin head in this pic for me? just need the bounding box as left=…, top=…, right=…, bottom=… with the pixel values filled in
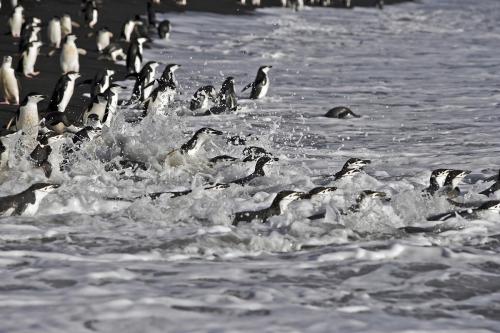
left=242, top=146, right=272, bottom=162
left=445, top=169, right=471, bottom=188
left=26, top=93, right=46, bottom=104
left=356, top=190, right=390, bottom=204
left=259, top=65, right=272, bottom=74
left=196, top=127, right=223, bottom=138
left=307, top=186, right=337, bottom=198
left=64, top=34, right=77, bottom=43
left=2, top=56, right=12, bottom=66
left=67, top=71, right=81, bottom=81
left=271, top=190, right=305, bottom=213
left=343, top=157, right=371, bottom=170
left=14, top=5, right=24, bottom=14
left=430, top=169, right=451, bottom=188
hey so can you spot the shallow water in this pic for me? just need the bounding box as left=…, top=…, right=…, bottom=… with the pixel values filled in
left=1, top=0, right=500, bottom=331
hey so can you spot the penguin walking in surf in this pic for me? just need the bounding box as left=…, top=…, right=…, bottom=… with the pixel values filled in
left=126, top=37, right=148, bottom=74
left=0, top=56, right=20, bottom=104
left=48, top=71, right=81, bottom=113
left=0, top=183, right=60, bottom=217
left=82, top=0, right=98, bottom=28
left=324, top=106, right=361, bottom=119
left=17, top=41, right=43, bottom=78
left=242, top=66, right=272, bottom=99
left=6, top=93, right=46, bottom=137
left=60, top=34, right=80, bottom=74
left=143, top=63, right=179, bottom=111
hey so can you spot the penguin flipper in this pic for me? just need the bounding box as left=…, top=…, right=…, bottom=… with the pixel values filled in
left=241, top=82, right=253, bottom=92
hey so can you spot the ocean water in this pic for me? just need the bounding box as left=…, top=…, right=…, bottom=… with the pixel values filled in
left=1, top=0, right=500, bottom=331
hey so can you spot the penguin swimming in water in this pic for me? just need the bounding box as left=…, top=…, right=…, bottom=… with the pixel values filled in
left=324, top=106, right=361, bottom=119
left=206, top=77, right=237, bottom=115
left=96, top=27, right=113, bottom=52
left=83, top=69, right=114, bottom=101
left=0, top=183, right=60, bottom=217
left=0, top=56, right=20, bottom=104
left=17, top=41, right=42, bottom=78
left=441, top=169, right=471, bottom=197
left=60, top=34, right=80, bottom=74
left=8, top=5, right=23, bottom=38
left=157, top=20, right=171, bottom=40
left=227, top=156, right=278, bottom=186
left=143, top=63, right=179, bottom=112
left=190, top=85, right=217, bottom=111
left=6, top=93, right=45, bottom=136
left=344, top=190, right=390, bottom=214
left=47, top=16, right=62, bottom=49
left=126, top=37, right=148, bottom=74
left=163, top=127, right=223, bottom=168
left=242, top=66, right=272, bottom=100
left=48, top=71, right=81, bottom=113
left=479, top=170, right=500, bottom=196
left=426, top=200, right=500, bottom=222
left=329, top=158, right=371, bottom=181
left=241, top=146, right=273, bottom=162
left=232, top=190, right=305, bottom=226
left=423, top=169, right=451, bottom=196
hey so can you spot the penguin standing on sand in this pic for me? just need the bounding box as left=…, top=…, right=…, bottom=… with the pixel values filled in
left=157, top=20, right=171, bottom=40
left=17, top=41, right=43, bottom=78
left=96, top=27, right=113, bottom=52
left=126, top=37, right=148, bottom=74
left=0, top=183, right=60, bottom=217
left=6, top=93, right=45, bottom=137
left=48, top=16, right=62, bottom=49
left=0, top=56, right=20, bottom=104
left=242, top=66, right=272, bottom=99
left=48, top=71, right=81, bottom=113
left=8, top=5, right=24, bottom=38
left=60, top=34, right=80, bottom=74
left=88, top=69, right=115, bottom=100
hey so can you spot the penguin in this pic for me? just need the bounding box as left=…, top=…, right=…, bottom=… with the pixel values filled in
left=100, top=43, right=127, bottom=62
left=143, top=63, right=179, bottom=111
left=87, top=69, right=115, bottom=100
left=479, top=170, right=500, bottom=196
left=302, top=186, right=338, bottom=200
left=83, top=0, right=98, bottom=28
left=242, top=66, right=272, bottom=99
left=227, top=156, right=278, bottom=186
left=190, top=85, right=217, bottom=111
left=0, top=56, right=20, bottom=105
left=8, top=5, right=23, bottom=38
left=135, top=61, right=160, bottom=102
left=206, top=77, right=237, bottom=115
left=344, top=190, right=390, bottom=214
left=0, top=183, right=60, bottom=217
left=426, top=200, right=500, bottom=222
left=6, top=93, right=46, bottom=135
left=19, top=25, right=41, bottom=54
left=61, top=14, right=75, bottom=37
left=324, top=106, right=361, bottom=119
left=442, top=169, right=471, bottom=196
left=163, top=127, right=223, bottom=168
left=42, top=111, right=81, bottom=135
left=48, top=71, right=81, bottom=113
left=331, top=158, right=371, bottom=181
left=157, top=20, right=171, bottom=40
left=96, top=27, right=113, bottom=52
left=17, top=41, right=43, bottom=78
left=60, top=34, right=80, bottom=74
left=82, top=93, right=108, bottom=126
left=47, top=16, right=62, bottom=49
left=121, top=19, right=142, bottom=42
left=0, top=138, right=8, bottom=169
left=29, top=141, right=53, bottom=178
left=423, top=169, right=451, bottom=196
left=126, top=37, right=148, bottom=74
left=232, top=190, right=305, bottom=226
left=101, top=84, right=121, bottom=127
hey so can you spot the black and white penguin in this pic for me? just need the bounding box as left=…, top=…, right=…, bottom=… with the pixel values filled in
left=42, top=111, right=81, bottom=135
left=132, top=61, right=160, bottom=103
left=8, top=5, right=23, bottom=38
left=331, top=158, right=371, bottom=181
left=96, top=27, right=114, bottom=52
left=121, top=18, right=143, bottom=42
left=82, top=93, right=108, bottom=127
left=228, top=156, right=278, bottom=186
left=163, top=127, right=223, bottom=168
left=48, top=71, right=81, bottom=113
left=0, top=56, right=20, bottom=104
left=302, top=186, right=338, bottom=200
left=241, top=146, right=273, bottom=162
left=190, top=85, right=217, bottom=111
left=6, top=93, right=46, bottom=135
left=47, top=16, right=62, bottom=49
left=324, top=106, right=361, bottom=119
left=479, top=170, right=500, bottom=196
left=345, top=190, right=390, bottom=214
left=19, top=24, right=41, bottom=54
left=242, top=66, right=272, bottom=99
left=441, top=169, right=471, bottom=197
left=143, top=64, right=179, bottom=111
left=17, top=41, right=43, bottom=78
left=60, top=34, right=80, bottom=74
left=206, top=77, right=237, bottom=115
left=83, top=0, right=98, bottom=28
left=157, top=20, right=171, bottom=40
left=0, top=183, right=60, bottom=216
left=100, top=43, right=127, bottom=62
left=232, top=190, right=305, bottom=226
left=126, top=37, right=148, bottom=74
left=61, top=14, right=75, bottom=38
left=423, top=169, right=451, bottom=196
left=426, top=200, right=500, bottom=222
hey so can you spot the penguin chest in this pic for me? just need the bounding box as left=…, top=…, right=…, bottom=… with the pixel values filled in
left=17, top=108, right=40, bottom=133
left=59, top=83, right=74, bottom=112
left=254, top=79, right=269, bottom=99
left=61, top=46, right=79, bottom=71
left=23, top=191, right=49, bottom=216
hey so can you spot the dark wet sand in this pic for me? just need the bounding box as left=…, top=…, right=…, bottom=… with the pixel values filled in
left=0, top=0, right=411, bottom=128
